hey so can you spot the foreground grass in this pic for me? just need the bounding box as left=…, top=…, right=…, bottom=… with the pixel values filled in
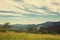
left=0, top=32, right=60, bottom=40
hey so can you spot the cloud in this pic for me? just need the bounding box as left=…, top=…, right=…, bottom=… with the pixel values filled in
left=0, top=10, right=19, bottom=13
left=52, top=2, right=60, bottom=6
left=0, top=12, right=23, bottom=16
left=14, top=0, right=60, bottom=15
left=13, top=0, right=23, bottom=2
left=0, top=0, right=60, bottom=24
left=0, top=0, right=60, bottom=15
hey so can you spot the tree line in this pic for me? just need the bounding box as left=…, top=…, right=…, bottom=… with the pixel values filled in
left=0, top=22, right=60, bottom=34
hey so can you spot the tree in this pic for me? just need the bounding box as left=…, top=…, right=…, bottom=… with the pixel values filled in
left=2, top=22, right=10, bottom=32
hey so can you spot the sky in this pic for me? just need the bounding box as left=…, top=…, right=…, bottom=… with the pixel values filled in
left=0, top=0, right=60, bottom=24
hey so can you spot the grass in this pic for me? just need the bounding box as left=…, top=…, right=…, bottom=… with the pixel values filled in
left=0, top=32, right=60, bottom=40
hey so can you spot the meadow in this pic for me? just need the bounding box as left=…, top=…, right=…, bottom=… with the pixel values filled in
left=0, top=32, right=60, bottom=40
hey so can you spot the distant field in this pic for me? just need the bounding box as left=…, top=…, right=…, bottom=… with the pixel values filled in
left=0, top=32, right=60, bottom=40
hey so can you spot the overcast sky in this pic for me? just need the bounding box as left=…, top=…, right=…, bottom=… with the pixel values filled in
left=0, top=0, right=60, bottom=24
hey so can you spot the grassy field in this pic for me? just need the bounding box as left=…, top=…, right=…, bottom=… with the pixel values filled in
left=0, top=32, right=60, bottom=40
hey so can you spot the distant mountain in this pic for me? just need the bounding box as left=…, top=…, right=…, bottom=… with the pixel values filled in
left=39, top=21, right=60, bottom=33
left=38, top=21, right=60, bottom=27
left=37, top=21, right=53, bottom=28
left=0, top=21, right=60, bottom=33
left=10, top=24, right=27, bottom=29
